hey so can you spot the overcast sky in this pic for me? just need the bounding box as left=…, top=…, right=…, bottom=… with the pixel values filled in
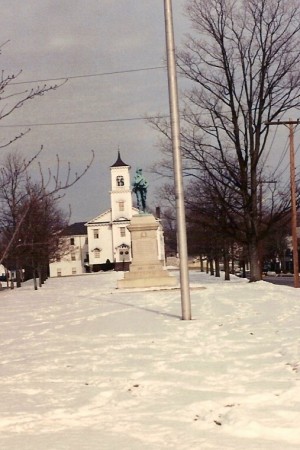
left=1, top=0, right=296, bottom=223
left=0, top=0, right=188, bottom=221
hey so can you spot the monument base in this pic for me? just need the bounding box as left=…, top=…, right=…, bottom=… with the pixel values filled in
left=117, top=214, right=177, bottom=289
left=118, top=266, right=177, bottom=289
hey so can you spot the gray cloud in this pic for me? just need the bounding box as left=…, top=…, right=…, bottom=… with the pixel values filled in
left=0, top=0, right=188, bottom=220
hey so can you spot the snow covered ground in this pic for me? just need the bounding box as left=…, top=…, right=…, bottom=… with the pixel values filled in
left=0, top=270, right=299, bottom=450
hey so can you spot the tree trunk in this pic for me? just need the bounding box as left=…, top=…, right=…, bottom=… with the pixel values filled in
left=224, top=254, right=230, bottom=281
left=249, top=240, right=262, bottom=281
left=33, top=268, right=38, bottom=290
left=200, top=255, right=204, bottom=272
left=209, top=258, right=214, bottom=276
left=215, top=257, right=220, bottom=277
left=16, top=267, right=22, bottom=288
left=38, top=266, right=42, bottom=288
left=231, top=245, right=235, bottom=274
left=241, top=260, right=246, bottom=278
left=42, top=264, right=47, bottom=284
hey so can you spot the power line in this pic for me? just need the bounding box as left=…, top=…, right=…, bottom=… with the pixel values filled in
left=10, top=66, right=167, bottom=86
left=0, top=115, right=170, bottom=128
left=0, top=111, right=298, bottom=131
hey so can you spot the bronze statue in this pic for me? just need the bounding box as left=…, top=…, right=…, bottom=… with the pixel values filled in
left=132, top=168, right=148, bottom=212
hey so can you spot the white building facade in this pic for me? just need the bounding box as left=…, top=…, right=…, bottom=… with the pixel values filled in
left=49, top=223, right=88, bottom=277
left=86, top=152, right=136, bottom=271
left=49, top=152, right=165, bottom=276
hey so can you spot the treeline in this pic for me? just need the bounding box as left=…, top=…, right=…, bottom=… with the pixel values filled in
left=151, top=0, right=300, bottom=281
left=0, top=149, right=93, bottom=289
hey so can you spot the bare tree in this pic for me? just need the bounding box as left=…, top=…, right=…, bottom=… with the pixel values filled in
left=14, top=189, right=69, bottom=289
left=151, top=0, right=300, bottom=281
left=0, top=41, right=66, bottom=149
left=0, top=149, right=94, bottom=287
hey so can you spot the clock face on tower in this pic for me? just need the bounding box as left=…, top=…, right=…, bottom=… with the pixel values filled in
left=116, top=175, right=124, bottom=187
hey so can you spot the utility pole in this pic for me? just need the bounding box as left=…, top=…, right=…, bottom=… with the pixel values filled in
left=266, top=119, right=300, bottom=288
left=163, top=0, right=192, bottom=319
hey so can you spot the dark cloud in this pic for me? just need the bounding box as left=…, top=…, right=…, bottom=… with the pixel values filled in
left=0, top=0, right=187, bottom=220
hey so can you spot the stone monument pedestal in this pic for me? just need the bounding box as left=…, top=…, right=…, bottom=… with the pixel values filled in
left=118, top=214, right=177, bottom=289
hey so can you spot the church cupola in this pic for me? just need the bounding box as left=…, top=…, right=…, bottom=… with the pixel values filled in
left=110, top=151, right=130, bottom=169
left=110, top=151, right=132, bottom=221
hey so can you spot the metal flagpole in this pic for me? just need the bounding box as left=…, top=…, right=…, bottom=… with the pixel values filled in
left=163, top=0, right=192, bottom=319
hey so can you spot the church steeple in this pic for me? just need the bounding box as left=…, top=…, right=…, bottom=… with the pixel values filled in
left=110, top=151, right=130, bottom=168
left=110, top=151, right=132, bottom=222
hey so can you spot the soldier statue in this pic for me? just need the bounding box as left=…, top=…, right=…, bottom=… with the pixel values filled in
left=132, top=168, right=148, bottom=213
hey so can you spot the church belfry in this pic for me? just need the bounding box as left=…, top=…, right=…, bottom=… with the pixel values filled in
left=110, top=151, right=132, bottom=222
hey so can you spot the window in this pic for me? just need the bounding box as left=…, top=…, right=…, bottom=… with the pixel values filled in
left=119, top=201, right=125, bottom=212
left=93, top=229, right=99, bottom=239
left=116, top=175, right=124, bottom=186
left=94, top=248, right=100, bottom=258
left=57, top=269, right=62, bottom=277
left=120, top=227, right=126, bottom=237
left=72, top=268, right=77, bottom=275
left=71, top=252, right=76, bottom=261
left=85, top=237, right=88, bottom=244
left=70, top=237, right=75, bottom=245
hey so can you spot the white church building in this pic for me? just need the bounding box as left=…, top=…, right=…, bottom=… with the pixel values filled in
left=49, top=152, right=165, bottom=277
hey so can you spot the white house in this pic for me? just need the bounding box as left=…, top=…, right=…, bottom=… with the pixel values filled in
left=49, top=152, right=165, bottom=276
left=49, top=222, right=88, bottom=277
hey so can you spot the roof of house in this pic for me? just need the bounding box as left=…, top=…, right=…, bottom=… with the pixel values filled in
left=85, top=209, right=112, bottom=225
left=110, top=151, right=130, bottom=168
left=63, top=222, right=87, bottom=236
